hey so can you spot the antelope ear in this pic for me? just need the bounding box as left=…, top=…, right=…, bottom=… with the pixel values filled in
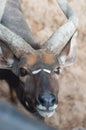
left=58, top=32, right=78, bottom=67
left=0, top=42, right=14, bottom=69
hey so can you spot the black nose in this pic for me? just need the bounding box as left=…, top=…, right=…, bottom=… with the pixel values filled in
left=36, top=93, right=56, bottom=109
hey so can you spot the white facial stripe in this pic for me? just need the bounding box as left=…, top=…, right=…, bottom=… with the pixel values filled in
left=36, top=104, right=57, bottom=117
left=32, top=69, right=42, bottom=74
left=37, top=109, right=55, bottom=118
left=0, top=47, right=2, bottom=54
left=25, top=101, right=29, bottom=107
left=32, top=69, right=51, bottom=75
left=37, top=104, right=46, bottom=110
left=37, top=104, right=57, bottom=111
left=43, top=69, right=51, bottom=74
left=49, top=104, right=58, bottom=110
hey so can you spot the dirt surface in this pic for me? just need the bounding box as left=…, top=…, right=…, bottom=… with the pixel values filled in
left=0, top=0, right=86, bottom=130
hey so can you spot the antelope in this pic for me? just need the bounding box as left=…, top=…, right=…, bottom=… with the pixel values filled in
left=0, top=0, right=78, bottom=118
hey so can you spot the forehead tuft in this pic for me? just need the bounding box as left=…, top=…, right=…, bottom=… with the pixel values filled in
left=42, top=53, right=55, bottom=64
left=22, top=52, right=56, bottom=67
left=24, top=53, right=37, bottom=66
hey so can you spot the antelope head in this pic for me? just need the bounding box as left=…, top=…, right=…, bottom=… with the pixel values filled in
left=0, top=0, right=78, bottom=118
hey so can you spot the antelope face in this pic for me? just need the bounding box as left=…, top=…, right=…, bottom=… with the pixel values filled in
left=0, top=0, right=78, bottom=118
left=11, top=28, right=78, bottom=117
left=16, top=52, right=61, bottom=117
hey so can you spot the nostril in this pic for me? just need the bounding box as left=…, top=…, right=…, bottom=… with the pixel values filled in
left=52, top=97, right=56, bottom=104
left=37, top=94, right=45, bottom=105
left=35, top=95, right=44, bottom=105
left=36, top=93, right=56, bottom=108
left=39, top=97, right=45, bottom=104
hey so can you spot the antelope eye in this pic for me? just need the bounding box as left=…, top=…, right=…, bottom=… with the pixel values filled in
left=20, top=68, right=28, bottom=76
left=54, top=67, right=61, bottom=75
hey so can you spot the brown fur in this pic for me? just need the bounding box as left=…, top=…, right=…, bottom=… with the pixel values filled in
left=0, top=0, right=76, bottom=118
left=42, top=53, right=55, bottom=64
left=24, top=53, right=38, bottom=66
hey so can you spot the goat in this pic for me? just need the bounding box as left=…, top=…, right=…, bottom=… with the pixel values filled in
left=0, top=0, right=78, bottom=118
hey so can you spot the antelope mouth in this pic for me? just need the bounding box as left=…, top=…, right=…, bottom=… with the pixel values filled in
left=25, top=100, right=57, bottom=117
left=36, top=104, right=57, bottom=118
left=37, top=109, right=55, bottom=118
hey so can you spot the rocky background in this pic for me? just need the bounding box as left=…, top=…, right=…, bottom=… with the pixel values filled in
left=0, top=0, right=86, bottom=130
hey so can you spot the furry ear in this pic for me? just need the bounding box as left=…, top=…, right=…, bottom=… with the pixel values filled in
left=0, top=41, right=14, bottom=69
left=58, top=32, right=78, bottom=67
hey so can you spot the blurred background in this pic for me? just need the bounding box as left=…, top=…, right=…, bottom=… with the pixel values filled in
left=0, top=0, right=86, bottom=130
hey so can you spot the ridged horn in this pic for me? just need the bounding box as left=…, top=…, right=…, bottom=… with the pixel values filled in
left=42, top=0, right=79, bottom=55
left=0, top=24, right=35, bottom=58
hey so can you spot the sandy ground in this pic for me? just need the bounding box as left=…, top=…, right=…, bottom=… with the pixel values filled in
left=0, top=0, right=86, bottom=130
